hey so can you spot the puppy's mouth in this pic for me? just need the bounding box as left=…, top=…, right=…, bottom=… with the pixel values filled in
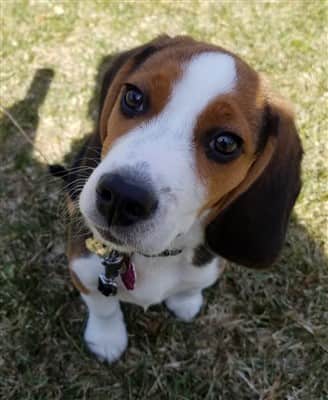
left=94, top=225, right=126, bottom=248
left=92, top=223, right=182, bottom=258
left=96, top=227, right=123, bottom=245
left=92, top=223, right=147, bottom=255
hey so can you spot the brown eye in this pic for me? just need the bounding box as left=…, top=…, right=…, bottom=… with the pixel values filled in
left=213, top=134, right=238, bottom=154
left=121, top=84, right=146, bottom=117
left=206, top=131, right=243, bottom=163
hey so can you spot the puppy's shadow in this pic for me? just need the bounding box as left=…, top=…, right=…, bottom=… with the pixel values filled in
left=1, top=68, right=55, bottom=168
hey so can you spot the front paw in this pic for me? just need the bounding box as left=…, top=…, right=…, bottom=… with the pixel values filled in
left=84, top=313, right=128, bottom=363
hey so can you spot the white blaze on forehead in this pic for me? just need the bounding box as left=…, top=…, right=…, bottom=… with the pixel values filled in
left=164, top=52, right=236, bottom=125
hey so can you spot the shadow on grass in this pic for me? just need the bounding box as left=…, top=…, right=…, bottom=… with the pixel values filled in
left=0, top=68, right=54, bottom=166
left=0, top=61, right=327, bottom=399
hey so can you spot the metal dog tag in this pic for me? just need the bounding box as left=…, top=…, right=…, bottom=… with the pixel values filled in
left=98, top=250, right=124, bottom=297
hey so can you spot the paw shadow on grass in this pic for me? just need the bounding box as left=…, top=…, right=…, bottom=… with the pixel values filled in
left=0, top=61, right=327, bottom=398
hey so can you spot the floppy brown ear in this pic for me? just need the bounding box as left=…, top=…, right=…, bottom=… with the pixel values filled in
left=205, top=100, right=303, bottom=268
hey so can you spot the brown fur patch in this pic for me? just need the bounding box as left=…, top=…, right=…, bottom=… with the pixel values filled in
left=195, top=96, right=258, bottom=214
left=69, top=269, right=90, bottom=295
left=102, top=61, right=182, bottom=155
left=204, top=136, right=276, bottom=222
left=66, top=201, right=92, bottom=295
left=98, top=35, right=193, bottom=143
left=194, top=57, right=271, bottom=215
left=66, top=194, right=76, bottom=216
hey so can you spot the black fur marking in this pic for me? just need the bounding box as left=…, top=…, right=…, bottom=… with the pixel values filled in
left=51, top=134, right=101, bottom=201
left=256, top=104, right=279, bottom=154
left=131, top=45, right=160, bottom=72
left=192, top=244, right=215, bottom=267
left=98, top=52, right=133, bottom=115
left=49, top=164, right=69, bottom=181
left=68, top=134, right=101, bottom=201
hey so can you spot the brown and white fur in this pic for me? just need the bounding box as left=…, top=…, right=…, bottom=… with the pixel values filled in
left=56, top=36, right=302, bottom=363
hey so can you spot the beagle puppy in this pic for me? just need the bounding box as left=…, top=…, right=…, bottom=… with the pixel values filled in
left=53, top=35, right=302, bottom=363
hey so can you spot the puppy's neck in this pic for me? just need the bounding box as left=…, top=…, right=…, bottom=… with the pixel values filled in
left=170, top=219, right=205, bottom=252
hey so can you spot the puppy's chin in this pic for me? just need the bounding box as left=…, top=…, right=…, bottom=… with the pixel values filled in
left=91, top=226, right=135, bottom=254
left=95, top=227, right=124, bottom=246
left=93, top=225, right=180, bottom=256
left=83, top=210, right=182, bottom=256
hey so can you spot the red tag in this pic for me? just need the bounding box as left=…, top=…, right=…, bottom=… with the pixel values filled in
left=120, top=261, right=136, bottom=290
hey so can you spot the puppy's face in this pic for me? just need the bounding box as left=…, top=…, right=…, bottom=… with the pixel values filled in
left=79, top=37, right=302, bottom=263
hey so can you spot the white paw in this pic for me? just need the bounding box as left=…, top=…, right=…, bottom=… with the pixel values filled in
left=166, top=291, right=203, bottom=322
left=84, top=313, right=128, bottom=363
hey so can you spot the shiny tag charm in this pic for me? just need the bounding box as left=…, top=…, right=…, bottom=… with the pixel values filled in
left=98, top=250, right=124, bottom=297
left=120, top=260, right=136, bottom=290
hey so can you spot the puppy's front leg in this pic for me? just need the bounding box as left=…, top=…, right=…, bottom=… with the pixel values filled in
left=82, top=291, right=128, bottom=363
left=71, top=254, right=128, bottom=363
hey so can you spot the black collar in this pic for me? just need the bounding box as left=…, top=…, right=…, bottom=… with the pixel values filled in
left=141, top=248, right=183, bottom=258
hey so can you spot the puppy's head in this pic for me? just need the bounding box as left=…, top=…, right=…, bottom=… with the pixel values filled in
left=79, top=35, right=302, bottom=266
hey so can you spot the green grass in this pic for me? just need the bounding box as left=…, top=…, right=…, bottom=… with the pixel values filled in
left=0, top=1, right=327, bottom=399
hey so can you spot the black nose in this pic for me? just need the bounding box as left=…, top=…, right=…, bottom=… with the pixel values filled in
left=96, top=173, right=158, bottom=226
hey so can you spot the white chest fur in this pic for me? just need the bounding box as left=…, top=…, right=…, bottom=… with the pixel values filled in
left=118, top=251, right=221, bottom=309
left=72, top=250, right=221, bottom=309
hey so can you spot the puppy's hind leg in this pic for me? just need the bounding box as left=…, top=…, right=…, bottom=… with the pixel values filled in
left=165, top=258, right=223, bottom=322
left=165, top=289, right=203, bottom=322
